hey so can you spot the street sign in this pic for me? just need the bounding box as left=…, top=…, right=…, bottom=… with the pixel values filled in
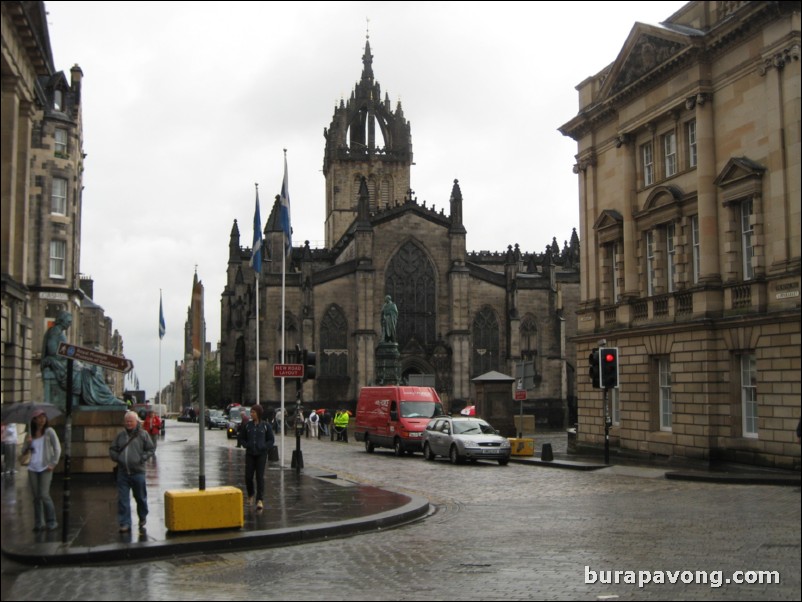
left=273, top=363, right=304, bottom=378
left=57, top=342, right=134, bottom=373
left=514, top=390, right=527, bottom=401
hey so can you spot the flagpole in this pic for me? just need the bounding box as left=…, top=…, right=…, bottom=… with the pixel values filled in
left=158, top=289, right=163, bottom=408
left=279, top=149, right=291, bottom=469
left=255, top=184, right=260, bottom=410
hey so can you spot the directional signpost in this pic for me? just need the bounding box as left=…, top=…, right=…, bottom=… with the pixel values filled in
left=57, top=342, right=134, bottom=373
left=56, top=342, right=133, bottom=544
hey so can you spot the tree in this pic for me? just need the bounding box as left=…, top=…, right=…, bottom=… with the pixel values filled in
left=190, top=358, right=221, bottom=408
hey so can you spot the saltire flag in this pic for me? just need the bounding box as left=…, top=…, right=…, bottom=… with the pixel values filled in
left=159, top=291, right=166, bottom=339
left=280, top=154, right=292, bottom=256
left=250, top=187, right=263, bottom=274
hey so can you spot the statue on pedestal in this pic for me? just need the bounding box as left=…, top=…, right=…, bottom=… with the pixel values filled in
left=41, top=311, right=126, bottom=408
left=381, top=295, right=398, bottom=344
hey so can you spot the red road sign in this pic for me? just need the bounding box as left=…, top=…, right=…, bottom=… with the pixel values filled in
left=514, top=390, right=527, bottom=401
left=57, top=342, right=134, bottom=373
left=273, top=363, right=304, bottom=378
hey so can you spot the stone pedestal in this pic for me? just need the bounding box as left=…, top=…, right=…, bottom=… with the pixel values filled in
left=51, top=406, right=127, bottom=474
left=375, top=342, right=401, bottom=385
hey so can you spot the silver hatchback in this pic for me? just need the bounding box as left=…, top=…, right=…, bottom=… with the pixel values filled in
left=422, top=416, right=511, bottom=465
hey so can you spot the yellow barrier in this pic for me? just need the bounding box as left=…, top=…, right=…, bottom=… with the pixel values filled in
left=164, top=486, right=244, bottom=532
left=508, top=438, right=535, bottom=456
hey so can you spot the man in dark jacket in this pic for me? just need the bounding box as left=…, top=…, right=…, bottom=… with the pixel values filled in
left=110, top=411, right=154, bottom=533
left=237, top=405, right=274, bottom=510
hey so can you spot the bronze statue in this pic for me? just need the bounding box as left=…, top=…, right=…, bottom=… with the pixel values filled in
left=42, top=311, right=125, bottom=407
left=381, top=295, right=398, bottom=343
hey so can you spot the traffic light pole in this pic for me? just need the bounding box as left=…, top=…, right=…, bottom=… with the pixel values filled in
left=603, top=387, right=611, bottom=465
left=291, top=375, right=304, bottom=474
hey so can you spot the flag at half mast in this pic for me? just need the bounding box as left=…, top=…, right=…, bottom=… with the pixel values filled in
left=250, top=186, right=263, bottom=274
left=280, top=152, right=292, bottom=255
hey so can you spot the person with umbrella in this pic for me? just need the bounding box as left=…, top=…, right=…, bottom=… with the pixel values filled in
left=20, top=409, right=62, bottom=531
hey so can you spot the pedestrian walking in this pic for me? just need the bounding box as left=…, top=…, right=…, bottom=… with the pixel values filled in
left=143, top=410, right=161, bottom=450
left=321, top=410, right=331, bottom=438
left=109, top=411, right=154, bottom=533
left=238, top=405, right=274, bottom=511
left=334, top=409, right=349, bottom=443
left=21, top=410, right=61, bottom=531
left=307, top=410, right=319, bottom=439
left=2, top=421, right=18, bottom=474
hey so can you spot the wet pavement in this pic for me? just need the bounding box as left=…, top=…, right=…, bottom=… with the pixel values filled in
left=2, top=423, right=797, bottom=567
left=0, top=422, right=428, bottom=565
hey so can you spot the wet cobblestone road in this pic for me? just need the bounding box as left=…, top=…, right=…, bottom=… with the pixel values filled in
left=2, top=423, right=800, bottom=601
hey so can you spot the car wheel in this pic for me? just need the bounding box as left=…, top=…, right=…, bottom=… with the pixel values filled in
left=498, top=457, right=509, bottom=466
left=449, top=445, right=462, bottom=465
left=423, top=442, right=435, bottom=461
left=365, top=437, right=375, bottom=453
left=394, top=438, right=404, bottom=457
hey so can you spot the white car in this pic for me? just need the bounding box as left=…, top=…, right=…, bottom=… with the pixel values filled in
left=422, top=416, right=511, bottom=465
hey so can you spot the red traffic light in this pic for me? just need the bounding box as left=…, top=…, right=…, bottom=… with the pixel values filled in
left=604, top=353, right=615, bottom=363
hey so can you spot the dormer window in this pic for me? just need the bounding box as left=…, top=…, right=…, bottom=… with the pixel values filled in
left=53, top=89, right=63, bottom=112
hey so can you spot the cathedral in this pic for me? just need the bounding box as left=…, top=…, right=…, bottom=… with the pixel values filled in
left=219, top=39, right=580, bottom=427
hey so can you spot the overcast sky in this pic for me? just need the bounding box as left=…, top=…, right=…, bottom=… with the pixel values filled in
left=44, top=1, right=687, bottom=399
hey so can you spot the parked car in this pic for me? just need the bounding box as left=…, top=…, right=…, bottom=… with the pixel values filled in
left=422, top=416, right=511, bottom=465
left=206, top=409, right=227, bottom=430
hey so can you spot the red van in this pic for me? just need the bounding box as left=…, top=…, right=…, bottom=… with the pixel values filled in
left=354, top=386, right=445, bottom=456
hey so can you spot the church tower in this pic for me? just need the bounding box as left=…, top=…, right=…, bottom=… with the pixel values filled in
left=323, top=36, right=413, bottom=247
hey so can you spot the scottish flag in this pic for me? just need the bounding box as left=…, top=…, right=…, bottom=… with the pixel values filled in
left=159, top=292, right=166, bottom=339
left=280, top=155, right=292, bottom=256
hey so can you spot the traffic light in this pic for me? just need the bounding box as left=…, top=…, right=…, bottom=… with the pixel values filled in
left=599, top=347, right=619, bottom=389
left=589, top=348, right=600, bottom=389
left=302, top=348, right=316, bottom=381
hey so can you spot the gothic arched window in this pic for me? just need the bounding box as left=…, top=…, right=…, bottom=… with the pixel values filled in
left=275, top=312, right=298, bottom=361
left=320, top=304, right=348, bottom=378
left=385, top=241, right=436, bottom=349
left=472, top=307, right=499, bottom=377
left=520, top=315, right=538, bottom=360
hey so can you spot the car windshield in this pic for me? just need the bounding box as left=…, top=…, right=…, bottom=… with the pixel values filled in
left=453, top=419, right=496, bottom=435
left=400, top=401, right=445, bottom=418
left=210, top=410, right=222, bottom=418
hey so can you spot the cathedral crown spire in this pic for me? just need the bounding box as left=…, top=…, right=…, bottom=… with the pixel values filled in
left=361, top=33, right=374, bottom=85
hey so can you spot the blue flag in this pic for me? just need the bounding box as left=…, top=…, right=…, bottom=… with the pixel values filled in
left=250, top=188, right=263, bottom=274
left=280, top=155, right=292, bottom=256
left=159, top=292, right=166, bottom=340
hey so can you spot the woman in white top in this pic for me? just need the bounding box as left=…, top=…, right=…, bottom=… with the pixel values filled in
left=21, top=410, right=61, bottom=531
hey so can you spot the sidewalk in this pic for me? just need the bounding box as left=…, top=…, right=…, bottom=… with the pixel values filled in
left=511, top=430, right=802, bottom=485
left=0, top=434, right=428, bottom=566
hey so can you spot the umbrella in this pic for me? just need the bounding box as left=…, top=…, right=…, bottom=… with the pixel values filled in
left=460, top=405, right=476, bottom=416
left=1, top=402, right=63, bottom=424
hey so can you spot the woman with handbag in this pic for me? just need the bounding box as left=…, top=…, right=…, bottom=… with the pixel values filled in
left=21, top=410, right=61, bottom=531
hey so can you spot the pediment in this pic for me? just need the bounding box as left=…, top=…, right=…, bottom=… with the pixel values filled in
left=714, top=157, right=765, bottom=204
left=599, top=23, right=693, bottom=99
left=714, top=157, right=766, bottom=188
left=593, top=209, right=623, bottom=231
left=642, top=185, right=683, bottom=213
left=593, top=209, right=624, bottom=245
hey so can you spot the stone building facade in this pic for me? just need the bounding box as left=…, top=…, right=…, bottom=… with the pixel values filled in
left=220, top=40, right=580, bottom=429
left=1, top=1, right=125, bottom=408
left=560, top=1, right=800, bottom=468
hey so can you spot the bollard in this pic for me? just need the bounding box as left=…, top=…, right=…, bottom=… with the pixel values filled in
left=541, top=442, right=554, bottom=461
